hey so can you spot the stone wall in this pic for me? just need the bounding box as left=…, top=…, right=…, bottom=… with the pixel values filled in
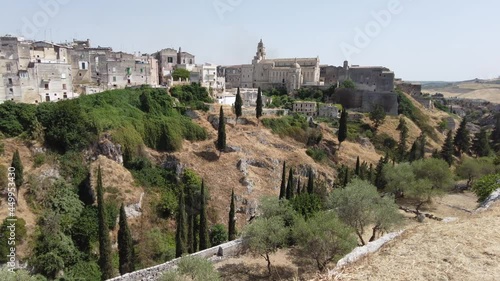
left=106, top=239, right=242, bottom=281
left=333, top=89, right=398, bottom=115
left=396, top=82, right=422, bottom=96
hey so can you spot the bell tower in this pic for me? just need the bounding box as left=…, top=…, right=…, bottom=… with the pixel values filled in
left=252, top=39, right=266, bottom=64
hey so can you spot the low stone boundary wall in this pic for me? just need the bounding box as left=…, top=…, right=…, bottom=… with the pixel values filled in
left=106, top=239, right=242, bottom=281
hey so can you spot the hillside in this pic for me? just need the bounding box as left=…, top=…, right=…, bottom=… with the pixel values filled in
left=422, top=79, right=500, bottom=103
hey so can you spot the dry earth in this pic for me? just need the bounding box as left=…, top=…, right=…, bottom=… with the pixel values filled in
left=423, top=82, right=500, bottom=103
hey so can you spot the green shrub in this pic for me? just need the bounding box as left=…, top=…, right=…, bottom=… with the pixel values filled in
left=105, top=200, right=119, bottom=230
left=66, top=261, right=101, bottom=281
left=0, top=217, right=27, bottom=263
left=209, top=224, right=228, bottom=246
left=472, top=173, right=500, bottom=202
left=306, top=147, right=327, bottom=163
left=33, top=153, right=46, bottom=168
left=397, top=91, right=438, bottom=141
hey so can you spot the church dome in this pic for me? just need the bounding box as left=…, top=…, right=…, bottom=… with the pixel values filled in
left=293, top=62, right=300, bottom=68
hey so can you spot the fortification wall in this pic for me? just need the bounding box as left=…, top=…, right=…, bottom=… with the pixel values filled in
left=333, top=89, right=398, bottom=115
left=106, top=239, right=242, bottom=281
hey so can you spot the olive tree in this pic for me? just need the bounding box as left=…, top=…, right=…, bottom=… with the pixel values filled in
left=329, top=179, right=402, bottom=245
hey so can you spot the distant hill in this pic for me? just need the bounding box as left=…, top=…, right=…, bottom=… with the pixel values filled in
left=419, top=78, right=500, bottom=103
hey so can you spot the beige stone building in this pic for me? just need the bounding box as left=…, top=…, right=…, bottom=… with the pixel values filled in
left=220, top=40, right=322, bottom=92
left=293, top=101, right=317, bottom=116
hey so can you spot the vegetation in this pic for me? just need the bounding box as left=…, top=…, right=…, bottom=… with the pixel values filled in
left=396, top=118, right=409, bottom=162
left=369, top=104, right=386, bottom=130
left=340, top=80, right=356, bottom=89
left=0, top=217, right=27, bottom=263
left=175, top=188, right=188, bottom=257
left=209, top=224, right=227, bottom=246
left=118, top=204, right=135, bottom=275
left=172, top=68, right=190, bottom=81
left=441, top=130, right=455, bottom=166
left=397, top=90, right=438, bottom=141
left=472, top=173, right=500, bottom=202
left=97, top=167, right=114, bottom=280
left=279, top=162, right=286, bottom=200
left=216, top=106, right=226, bottom=155
left=170, top=83, right=212, bottom=110
left=10, top=149, right=23, bottom=196
left=199, top=180, right=209, bottom=250
left=456, top=157, right=496, bottom=189
left=256, top=87, right=263, bottom=122
left=472, top=128, right=492, bottom=157
left=228, top=189, right=236, bottom=241
left=261, top=114, right=322, bottom=146
left=338, top=107, right=347, bottom=149
left=161, top=255, right=220, bottom=281
left=453, top=118, right=470, bottom=155
left=235, top=87, right=243, bottom=121
left=306, top=147, right=328, bottom=163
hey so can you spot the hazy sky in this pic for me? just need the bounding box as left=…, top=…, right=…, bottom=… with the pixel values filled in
left=1, top=0, right=499, bottom=81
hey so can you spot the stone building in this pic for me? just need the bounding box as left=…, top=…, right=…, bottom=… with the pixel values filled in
left=293, top=101, right=317, bottom=116
left=219, top=40, right=322, bottom=92
left=190, top=63, right=218, bottom=89
left=318, top=104, right=340, bottom=118
left=320, top=61, right=395, bottom=92
left=224, top=87, right=271, bottom=107
left=0, top=36, right=74, bottom=103
left=153, top=47, right=195, bottom=85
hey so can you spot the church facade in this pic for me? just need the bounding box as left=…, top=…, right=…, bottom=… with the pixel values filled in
left=219, top=40, right=321, bottom=92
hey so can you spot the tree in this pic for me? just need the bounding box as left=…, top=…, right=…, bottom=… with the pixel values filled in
left=472, top=173, right=500, bottom=202
left=374, top=157, right=386, bottom=190
left=216, top=106, right=226, bottom=156
left=329, top=179, right=402, bottom=245
left=234, top=87, right=243, bottom=122
left=256, top=87, right=263, bottom=123
left=338, top=107, right=348, bottom=149
left=418, top=133, right=426, bottom=160
left=10, top=149, right=23, bottom=197
left=97, top=167, right=113, bottom=280
left=186, top=189, right=195, bottom=254
left=209, top=224, right=227, bottom=247
left=472, top=128, right=492, bottom=157
left=454, top=118, right=471, bottom=156
left=294, top=211, right=357, bottom=271
left=355, top=156, right=360, bottom=176
left=199, top=180, right=209, bottom=250
left=161, top=255, right=221, bottom=281
left=369, top=104, right=386, bottom=130
left=118, top=204, right=135, bottom=275
left=491, top=114, right=500, bottom=151
left=279, top=161, right=286, bottom=200
left=456, top=157, right=496, bottom=189
left=285, top=167, right=294, bottom=200
left=340, top=80, right=356, bottom=89
left=307, top=168, right=314, bottom=194
left=440, top=130, right=454, bottom=166
left=242, top=216, right=288, bottom=275
left=396, top=117, right=408, bottom=162
left=228, top=189, right=236, bottom=241
left=175, top=189, right=187, bottom=258
left=172, top=68, right=190, bottom=81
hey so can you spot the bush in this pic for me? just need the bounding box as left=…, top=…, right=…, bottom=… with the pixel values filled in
left=33, top=153, right=46, bottom=168
left=161, top=255, right=220, bottom=281
left=472, top=173, right=500, bottom=202
left=66, top=261, right=101, bottom=281
left=306, top=147, right=327, bottom=163
left=262, top=115, right=321, bottom=146
left=209, top=224, right=227, bottom=246
left=0, top=217, right=27, bottom=263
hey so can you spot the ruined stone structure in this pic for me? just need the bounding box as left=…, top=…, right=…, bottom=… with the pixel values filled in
left=293, top=101, right=317, bottom=116
left=333, top=88, right=398, bottom=115
left=219, top=40, right=322, bottom=92
left=395, top=80, right=422, bottom=96
left=318, top=104, right=340, bottom=118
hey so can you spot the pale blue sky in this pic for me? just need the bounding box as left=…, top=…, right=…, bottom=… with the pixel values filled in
left=1, top=0, right=499, bottom=81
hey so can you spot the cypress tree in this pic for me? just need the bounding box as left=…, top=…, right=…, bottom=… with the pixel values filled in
left=235, top=87, right=243, bottom=122
left=338, top=107, right=348, bottom=149
left=279, top=161, right=286, bottom=200
left=256, top=87, right=263, bottom=123
left=355, top=156, right=360, bottom=176
left=472, top=128, right=492, bottom=157
left=118, top=204, right=135, bottom=275
left=307, top=168, right=314, bottom=194
left=199, top=180, right=209, bottom=250
left=408, top=140, right=418, bottom=163
left=228, top=189, right=236, bottom=241
left=216, top=106, right=226, bottom=156
left=441, top=130, right=455, bottom=166
left=343, top=168, right=350, bottom=187
left=491, top=114, right=500, bottom=151
left=10, top=149, right=23, bottom=197
left=374, top=157, right=386, bottom=190
left=97, top=167, right=113, bottom=280
left=175, top=189, right=187, bottom=257
left=368, top=164, right=373, bottom=184
left=454, top=118, right=470, bottom=156
left=396, top=117, right=408, bottom=162
left=418, top=133, right=426, bottom=159
left=186, top=189, right=195, bottom=254
left=296, top=177, right=301, bottom=195
left=286, top=168, right=294, bottom=200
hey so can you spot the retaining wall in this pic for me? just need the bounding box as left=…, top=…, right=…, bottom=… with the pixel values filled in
left=106, top=239, right=242, bottom=281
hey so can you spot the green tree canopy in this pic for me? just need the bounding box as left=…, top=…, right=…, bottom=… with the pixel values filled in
left=172, top=68, right=191, bottom=81
left=369, top=105, right=386, bottom=130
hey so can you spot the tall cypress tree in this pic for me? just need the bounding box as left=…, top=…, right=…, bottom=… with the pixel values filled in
left=279, top=161, right=286, bottom=200
left=235, top=87, right=243, bottom=122
left=368, top=163, right=374, bottom=184
left=472, top=128, right=492, bottom=157
left=343, top=168, right=350, bottom=188
left=307, top=168, right=314, bottom=194
left=10, top=149, right=23, bottom=197
left=199, top=180, right=209, bottom=250
left=374, top=157, right=386, bottom=190
left=418, top=133, right=426, bottom=159
left=186, top=189, right=195, bottom=254
left=355, top=156, right=360, bottom=176
left=296, top=177, right=301, bottom=195
left=256, top=87, right=263, bottom=123
left=97, top=167, right=113, bottom=280
left=453, top=118, right=470, bottom=156
left=228, top=189, right=236, bottom=241
left=216, top=106, right=226, bottom=156
left=285, top=168, right=294, bottom=200
left=396, top=117, right=408, bottom=162
left=408, top=140, right=418, bottom=163
left=118, top=204, right=135, bottom=275
left=441, top=130, right=455, bottom=166
left=175, top=189, right=187, bottom=258
left=338, top=107, right=348, bottom=149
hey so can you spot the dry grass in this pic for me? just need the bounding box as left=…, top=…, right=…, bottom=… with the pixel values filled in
left=330, top=203, right=500, bottom=281
left=423, top=82, right=500, bottom=103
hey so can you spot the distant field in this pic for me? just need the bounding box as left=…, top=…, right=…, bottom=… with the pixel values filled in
left=421, top=79, right=500, bottom=103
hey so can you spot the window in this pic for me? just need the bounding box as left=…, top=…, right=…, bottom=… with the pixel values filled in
left=112, top=67, right=116, bottom=73
left=45, top=94, right=50, bottom=102
left=9, top=88, right=13, bottom=93
left=167, top=57, right=173, bottom=63
left=8, top=78, right=12, bottom=85
left=61, top=73, right=66, bottom=79
left=6, top=64, right=11, bottom=72
left=63, top=93, right=67, bottom=99
left=62, top=84, right=67, bottom=90
left=128, top=79, right=131, bottom=84
left=45, top=83, right=49, bottom=90
left=189, top=59, right=193, bottom=64
left=113, top=77, right=117, bottom=82
left=81, top=62, right=86, bottom=70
